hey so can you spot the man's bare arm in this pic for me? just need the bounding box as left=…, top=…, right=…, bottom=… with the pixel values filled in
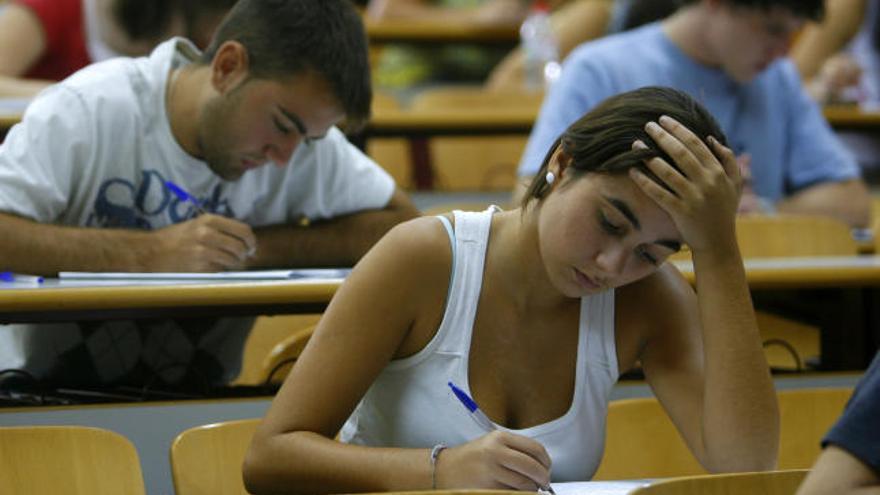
left=0, top=211, right=257, bottom=275
left=776, top=178, right=871, bottom=228
left=248, top=187, right=420, bottom=268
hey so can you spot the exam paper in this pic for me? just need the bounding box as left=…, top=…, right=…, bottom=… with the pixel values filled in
left=58, top=269, right=350, bottom=281
left=550, top=480, right=652, bottom=495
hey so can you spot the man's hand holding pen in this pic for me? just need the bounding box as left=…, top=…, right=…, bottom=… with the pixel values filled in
left=146, top=214, right=257, bottom=272
left=154, top=180, right=257, bottom=271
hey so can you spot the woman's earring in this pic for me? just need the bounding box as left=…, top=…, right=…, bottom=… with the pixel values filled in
left=545, top=171, right=556, bottom=185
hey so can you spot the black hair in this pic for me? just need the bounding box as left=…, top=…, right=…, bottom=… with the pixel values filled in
left=679, top=0, right=823, bottom=21
left=112, top=0, right=237, bottom=41
left=523, top=86, right=727, bottom=204
left=201, top=0, right=372, bottom=129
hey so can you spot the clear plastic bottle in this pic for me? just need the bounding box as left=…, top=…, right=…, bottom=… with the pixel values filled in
left=519, top=0, right=561, bottom=92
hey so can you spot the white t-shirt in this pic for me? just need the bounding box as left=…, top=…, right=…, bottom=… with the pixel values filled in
left=0, top=37, right=394, bottom=228
left=0, top=38, right=395, bottom=387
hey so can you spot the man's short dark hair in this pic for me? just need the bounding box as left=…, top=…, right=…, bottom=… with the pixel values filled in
left=681, top=0, right=823, bottom=21
left=202, top=0, right=372, bottom=129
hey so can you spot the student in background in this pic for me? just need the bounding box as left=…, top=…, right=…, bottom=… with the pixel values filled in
left=796, top=350, right=880, bottom=495
left=0, top=0, right=235, bottom=98
left=366, top=0, right=530, bottom=92
left=516, top=0, right=871, bottom=228
left=790, top=0, right=880, bottom=184
left=487, top=0, right=682, bottom=91
left=0, top=0, right=418, bottom=389
left=791, top=0, right=871, bottom=105
left=243, top=87, right=778, bottom=493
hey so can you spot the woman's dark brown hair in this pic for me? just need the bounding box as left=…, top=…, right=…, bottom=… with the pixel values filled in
left=522, top=86, right=727, bottom=205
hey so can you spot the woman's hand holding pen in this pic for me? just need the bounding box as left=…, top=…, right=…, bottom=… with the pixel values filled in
left=146, top=214, right=257, bottom=271
left=435, top=431, right=553, bottom=491
left=631, top=115, right=742, bottom=257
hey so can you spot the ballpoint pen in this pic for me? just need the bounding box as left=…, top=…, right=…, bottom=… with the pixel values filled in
left=165, top=180, right=206, bottom=215
left=164, top=180, right=256, bottom=257
left=0, top=271, right=44, bottom=284
left=447, top=381, right=556, bottom=494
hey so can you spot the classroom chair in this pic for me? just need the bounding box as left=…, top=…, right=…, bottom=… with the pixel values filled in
left=170, top=418, right=261, bottom=495
left=628, top=469, right=809, bottom=495
left=776, top=387, right=852, bottom=469
left=592, top=387, right=852, bottom=480
left=0, top=425, right=146, bottom=495
left=367, top=90, right=414, bottom=188
left=258, top=322, right=317, bottom=384
left=673, top=213, right=859, bottom=371
left=233, top=314, right=321, bottom=386
left=408, top=86, right=542, bottom=191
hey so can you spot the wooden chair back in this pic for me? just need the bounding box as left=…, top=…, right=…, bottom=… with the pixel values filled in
left=170, top=418, right=261, bottom=495
left=408, top=86, right=540, bottom=191
left=672, top=214, right=858, bottom=261
left=0, top=425, right=146, bottom=495
left=736, top=214, right=858, bottom=258
left=259, top=323, right=317, bottom=384
left=594, top=388, right=852, bottom=480
left=593, top=397, right=704, bottom=480
left=777, top=387, right=851, bottom=469
left=233, top=314, right=321, bottom=386
left=629, top=469, right=809, bottom=495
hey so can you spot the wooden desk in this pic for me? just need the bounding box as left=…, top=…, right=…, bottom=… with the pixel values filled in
left=367, top=107, right=535, bottom=137
left=3, top=257, right=879, bottom=318
left=0, top=278, right=344, bottom=323
left=677, top=255, right=880, bottom=370
left=365, top=19, right=519, bottom=45
left=823, top=105, right=880, bottom=130
left=674, top=255, right=880, bottom=289
left=2, top=257, right=878, bottom=367
left=0, top=114, right=18, bottom=138
left=0, top=97, right=28, bottom=137
left=363, top=105, right=536, bottom=189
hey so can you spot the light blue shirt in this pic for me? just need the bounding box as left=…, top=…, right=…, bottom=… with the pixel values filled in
left=519, top=23, right=860, bottom=202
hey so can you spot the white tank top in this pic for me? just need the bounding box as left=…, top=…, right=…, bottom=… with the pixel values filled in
left=340, top=208, right=619, bottom=481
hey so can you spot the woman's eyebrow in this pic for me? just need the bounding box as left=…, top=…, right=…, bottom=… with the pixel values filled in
left=604, top=196, right=641, bottom=230
left=604, top=195, right=681, bottom=251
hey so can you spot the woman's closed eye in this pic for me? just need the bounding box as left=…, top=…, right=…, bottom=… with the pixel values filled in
left=636, top=245, right=660, bottom=266
left=599, top=212, right=624, bottom=236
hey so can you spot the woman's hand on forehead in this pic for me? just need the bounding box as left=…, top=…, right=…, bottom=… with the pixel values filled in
left=628, top=115, right=741, bottom=255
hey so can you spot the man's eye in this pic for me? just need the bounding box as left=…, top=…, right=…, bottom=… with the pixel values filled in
left=273, top=117, right=291, bottom=134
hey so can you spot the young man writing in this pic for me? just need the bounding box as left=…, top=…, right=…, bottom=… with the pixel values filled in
left=0, top=0, right=419, bottom=388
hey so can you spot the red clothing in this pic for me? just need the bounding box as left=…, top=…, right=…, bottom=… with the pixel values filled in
left=15, top=0, right=89, bottom=81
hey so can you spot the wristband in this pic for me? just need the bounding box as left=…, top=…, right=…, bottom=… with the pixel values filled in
left=430, top=443, right=447, bottom=489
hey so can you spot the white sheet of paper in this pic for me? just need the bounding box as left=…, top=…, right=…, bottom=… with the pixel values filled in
left=550, top=480, right=653, bottom=495
left=58, top=269, right=350, bottom=281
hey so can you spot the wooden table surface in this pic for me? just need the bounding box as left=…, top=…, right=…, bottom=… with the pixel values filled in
left=0, top=278, right=343, bottom=323
left=3, top=256, right=880, bottom=321
left=365, top=19, right=519, bottom=44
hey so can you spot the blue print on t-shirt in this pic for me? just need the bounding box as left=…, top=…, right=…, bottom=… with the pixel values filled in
left=86, top=169, right=235, bottom=229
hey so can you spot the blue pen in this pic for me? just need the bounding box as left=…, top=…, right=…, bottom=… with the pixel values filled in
left=165, top=180, right=205, bottom=214
left=448, top=381, right=497, bottom=431
left=165, top=180, right=257, bottom=257
left=0, top=271, right=44, bottom=284
left=448, top=381, right=556, bottom=494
